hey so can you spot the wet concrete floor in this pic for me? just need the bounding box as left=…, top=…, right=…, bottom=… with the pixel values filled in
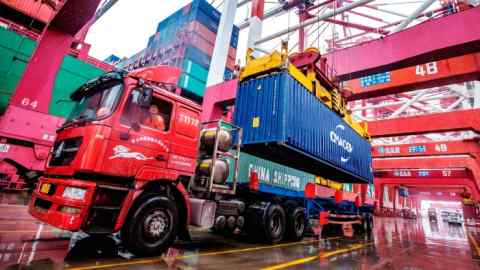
left=0, top=192, right=479, bottom=270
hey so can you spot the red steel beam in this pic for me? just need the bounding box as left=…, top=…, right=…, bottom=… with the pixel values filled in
left=201, top=79, right=238, bottom=122
left=367, top=109, right=480, bottom=137
left=409, top=186, right=464, bottom=193
left=373, top=156, right=480, bottom=192
left=372, top=139, right=480, bottom=158
left=375, top=178, right=480, bottom=200
left=374, top=168, right=471, bottom=179
left=344, top=53, right=480, bottom=100
left=324, top=7, right=480, bottom=80
left=373, top=156, right=479, bottom=172
left=251, top=0, right=265, bottom=18
left=49, top=0, right=101, bottom=35
left=409, top=194, right=462, bottom=202
left=10, top=0, right=102, bottom=114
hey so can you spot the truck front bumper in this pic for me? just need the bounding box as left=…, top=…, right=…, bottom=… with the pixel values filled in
left=29, top=177, right=96, bottom=231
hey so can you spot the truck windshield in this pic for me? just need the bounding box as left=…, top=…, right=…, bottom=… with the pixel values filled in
left=66, top=80, right=123, bottom=124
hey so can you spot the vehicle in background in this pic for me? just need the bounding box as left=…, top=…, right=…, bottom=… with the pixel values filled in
left=428, top=208, right=438, bottom=222
left=447, top=212, right=463, bottom=225
left=441, top=211, right=450, bottom=222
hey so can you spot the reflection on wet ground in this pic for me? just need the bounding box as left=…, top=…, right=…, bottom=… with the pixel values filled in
left=0, top=192, right=479, bottom=270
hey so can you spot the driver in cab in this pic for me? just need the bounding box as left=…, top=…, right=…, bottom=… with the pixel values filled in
left=143, top=104, right=165, bottom=131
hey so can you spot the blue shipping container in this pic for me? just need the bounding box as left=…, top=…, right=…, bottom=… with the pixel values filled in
left=234, top=71, right=373, bottom=183
left=155, top=0, right=239, bottom=49
left=184, top=45, right=211, bottom=69
left=183, top=0, right=239, bottom=49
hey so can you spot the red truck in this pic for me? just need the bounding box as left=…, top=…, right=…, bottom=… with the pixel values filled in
left=28, top=66, right=216, bottom=255
left=29, top=63, right=374, bottom=256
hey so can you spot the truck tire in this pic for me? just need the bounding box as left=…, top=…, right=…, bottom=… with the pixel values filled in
left=121, top=196, right=178, bottom=256
left=286, top=207, right=305, bottom=241
left=262, top=204, right=286, bottom=244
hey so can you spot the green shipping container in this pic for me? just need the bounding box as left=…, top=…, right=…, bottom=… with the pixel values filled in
left=49, top=55, right=104, bottom=118
left=228, top=151, right=316, bottom=192
left=0, top=27, right=105, bottom=117
left=179, top=73, right=206, bottom=97
left=182, top=59, right=208, bottom=82
left=0, top=27, right=36, bottom=114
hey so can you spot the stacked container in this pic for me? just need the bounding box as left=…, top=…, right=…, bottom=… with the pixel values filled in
left=118, top=0, right=239, bottom=103
left=0, top=27, right=105, bottom=117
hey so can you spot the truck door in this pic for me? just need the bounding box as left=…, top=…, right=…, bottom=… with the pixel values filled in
left=105, top=88, right=174, bottom=177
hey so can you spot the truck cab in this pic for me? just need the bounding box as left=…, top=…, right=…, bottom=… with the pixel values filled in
left=29, top=66, right=208, bottom=255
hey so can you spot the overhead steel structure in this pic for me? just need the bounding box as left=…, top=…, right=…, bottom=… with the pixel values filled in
left=211, top=0, right=480, bottom=214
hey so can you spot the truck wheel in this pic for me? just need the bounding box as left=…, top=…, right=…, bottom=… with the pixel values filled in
left=121, top=196, right=178, bottom=256
left=263, top=204, right=286, bottom=243
left=286, top=207, right=305, bottom=241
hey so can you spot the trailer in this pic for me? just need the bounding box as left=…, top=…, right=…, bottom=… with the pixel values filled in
left=29, top=48, right=373, bottom=256
left=202, top=148, right=374, bottom=241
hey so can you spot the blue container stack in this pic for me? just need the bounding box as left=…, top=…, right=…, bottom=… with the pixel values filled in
left=117, top=0, right=239, bottom=103
left=233, top=71, right=373, bottom=184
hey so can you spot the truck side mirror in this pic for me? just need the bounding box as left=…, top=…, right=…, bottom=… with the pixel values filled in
left=140, top=88, right=153, bottom=108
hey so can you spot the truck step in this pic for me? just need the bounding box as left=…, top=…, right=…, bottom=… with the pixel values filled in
left=97, top=184, right=129, bottom=192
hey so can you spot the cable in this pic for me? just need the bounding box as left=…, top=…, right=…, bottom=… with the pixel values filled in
left=310, top=22, right=329, bottom=48
left=214, top=0, right=225, bottom=10
left=317, top=1, right=321, bottom=49
left=331, top=0, right=337, bottom=79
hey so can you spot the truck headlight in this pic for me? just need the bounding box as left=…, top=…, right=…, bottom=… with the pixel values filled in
left=62, top=187, right=87, bottom=200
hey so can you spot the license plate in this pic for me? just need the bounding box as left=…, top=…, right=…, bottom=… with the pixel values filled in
left=0, top=143, right=10, bottom=153
left=40, top=183, right=51, bottom=194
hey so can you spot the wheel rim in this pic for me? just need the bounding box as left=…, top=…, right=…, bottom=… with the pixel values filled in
left=294, top=213, right=305, bottom=235
left=142, top=209, right=172, bottom=244
left=270, top=211, right=282, bottom=237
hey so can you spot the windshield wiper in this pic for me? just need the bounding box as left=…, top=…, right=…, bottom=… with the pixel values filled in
left=74, top=114, right=93, bottom=122
left=58, top=114, right=93, bottom=131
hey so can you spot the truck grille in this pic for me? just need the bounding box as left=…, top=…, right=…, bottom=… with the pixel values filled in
left=49, top=137, right=82, bottom=166
left=34, top=198, right=52, bottom=212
